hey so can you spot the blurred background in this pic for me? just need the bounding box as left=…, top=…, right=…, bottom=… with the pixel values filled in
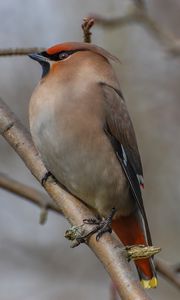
left=0, top=0, right=180, bottom=299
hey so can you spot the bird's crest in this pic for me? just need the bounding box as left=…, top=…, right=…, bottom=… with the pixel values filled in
left=46, top=42, right=119, bottom=63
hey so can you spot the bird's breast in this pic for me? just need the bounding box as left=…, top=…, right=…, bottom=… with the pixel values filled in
left=29, top=82, right=132, bottom=217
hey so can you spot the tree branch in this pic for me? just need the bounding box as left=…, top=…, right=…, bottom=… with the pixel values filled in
left=1, top=171, right=180, bottom=290
left=0, top=97, right=151, bottom=299
left=90, top=2, right=180, bottom=56
left=0, top=172, right=61, bottom=215
left=0, top=47, right=45, bottom=56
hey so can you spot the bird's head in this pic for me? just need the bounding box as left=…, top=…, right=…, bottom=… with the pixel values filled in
left=28, top=42, right=119, bottom=78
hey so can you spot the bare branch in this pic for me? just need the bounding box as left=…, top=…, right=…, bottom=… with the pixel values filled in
left=0, top=172, right=61, bottom=214
left=0, top=134, right=179, bottom=292
left=90, top=3, right=180, bottom=56
left=0, top=47, right=45, bottom=56
left=0, top=98, right=151, bottom=299
left=82, top=17, right=94, bottom=43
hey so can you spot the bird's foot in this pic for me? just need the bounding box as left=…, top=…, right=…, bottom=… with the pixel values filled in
left=83, top=207, right=116, bottom=241
left=65, top=208, right=116, bottom=247
left=41, top=171, right=56, bottom=186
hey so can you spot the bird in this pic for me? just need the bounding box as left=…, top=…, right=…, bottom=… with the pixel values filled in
left=28, top=42, right=157, bottom=288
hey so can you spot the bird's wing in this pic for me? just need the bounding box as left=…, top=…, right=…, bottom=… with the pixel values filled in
left=100, top=82, right=152, bottom=245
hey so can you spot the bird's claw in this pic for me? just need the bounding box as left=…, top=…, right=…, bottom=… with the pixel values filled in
left=41, top=171, right=52, bottom=186
left=83, top=217, right=100, bottom=225
left=41, top=171, right=56, bottom=186
left=96, top=226, right=112, bottom=241
left=82, top=207, right=116, bottom=241
left=65, top=208, right=116, bottom=247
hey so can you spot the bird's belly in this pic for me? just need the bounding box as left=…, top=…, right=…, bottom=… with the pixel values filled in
left=31, top=110, right=132, bottom=217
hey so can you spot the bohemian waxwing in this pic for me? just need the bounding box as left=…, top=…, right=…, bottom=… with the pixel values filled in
left=28, top=42, right=157, bottom=288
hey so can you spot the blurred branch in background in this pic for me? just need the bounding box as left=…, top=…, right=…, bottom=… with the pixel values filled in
left=0, top=47, right=45, bottom=56
left=0, top=3, right=180, bottom=57
left=0, top=172, right=62, bottom=224
left=90, top=0, right=180, bottom=56
left=0, top=17, right=94, bottom=56
left=0, top=170, right=179, bottom=290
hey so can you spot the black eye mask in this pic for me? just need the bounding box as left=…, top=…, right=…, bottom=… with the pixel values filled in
left=41, top=49, right=87, bottom=61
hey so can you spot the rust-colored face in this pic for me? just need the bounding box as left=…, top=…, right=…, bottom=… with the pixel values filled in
left=29, top=42, right=90, bottom=77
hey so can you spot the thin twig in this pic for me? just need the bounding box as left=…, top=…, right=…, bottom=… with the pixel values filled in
left=0, top=17, right=95, bottom=56
left=0, top=98, right=151, bottom=299
left=90, top=3, right=180, bottom=56
left=82, top=17, right=94, bottom=43
left=0, top=3, right=179, bottom=57
left=0, top=47, right=45, bottom=56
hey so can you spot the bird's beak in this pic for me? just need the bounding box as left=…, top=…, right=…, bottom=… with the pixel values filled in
left=28, top=53, right=50, bottom=78
left=28, top=53, right=48, bottom=63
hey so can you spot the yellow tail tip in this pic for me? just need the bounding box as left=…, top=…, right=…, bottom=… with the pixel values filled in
left=141, top=277, right=158, bottom=289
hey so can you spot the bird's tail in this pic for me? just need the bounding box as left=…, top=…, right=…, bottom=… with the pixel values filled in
left=112, top=210, right=157, bottom=289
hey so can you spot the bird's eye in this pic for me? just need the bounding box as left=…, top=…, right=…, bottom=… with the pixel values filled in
left=59, top=52, right=69, bottom=60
